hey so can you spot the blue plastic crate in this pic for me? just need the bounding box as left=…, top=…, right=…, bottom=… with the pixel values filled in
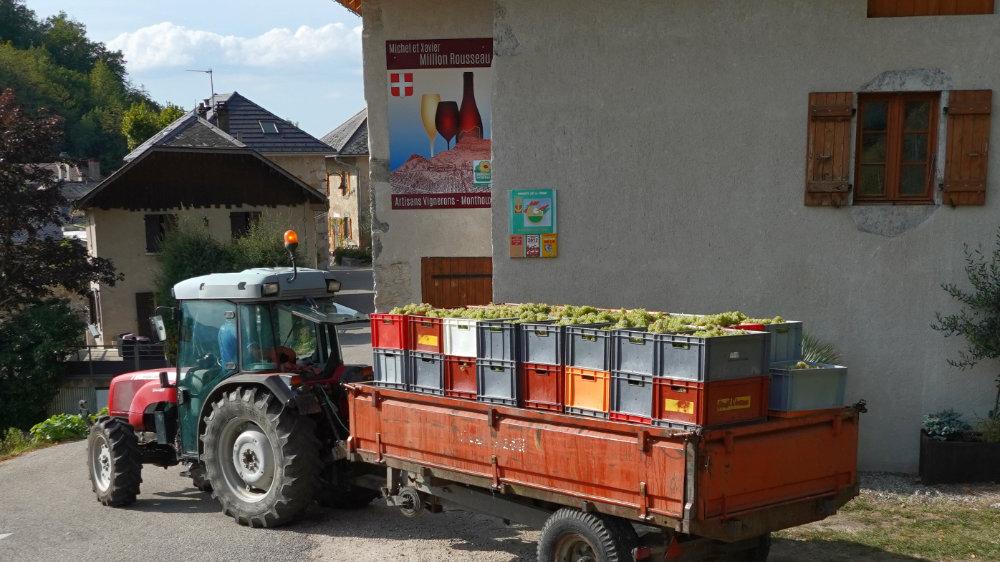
left=518, top=321, right=564, bottom=366
left=476, top=319, right=519, bottom=362
left=564, top=323, right=613, bottom=370
left=769, top=362, right=846, bottom=411
left=657, top=331, right=768, bottom=382
left=476, top=359, right=519, bottom=406
left=372, top=348, right=407, bottom=390
left=408, top=351, right=445, bottom=395
left=765, top=321, right=803, bottom=364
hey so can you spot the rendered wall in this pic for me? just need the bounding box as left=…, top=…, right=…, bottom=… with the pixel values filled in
left=362, top=0, right=494, bottom=310
left=268, top=153, right=332, bottom=266
left=327, top=155, right=372, bottom=249
left=488, top=0, right=1000, bottom=472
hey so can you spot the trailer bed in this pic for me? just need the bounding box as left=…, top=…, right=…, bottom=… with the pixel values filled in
left=345, top=384, right=858, bottom=541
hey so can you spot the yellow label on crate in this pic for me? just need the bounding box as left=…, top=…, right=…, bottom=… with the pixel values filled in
left=663, top=399, right=695, bottom=415
left=417, top=334, right=439, bottom=347
left=717, top=395, right=752, bottom=412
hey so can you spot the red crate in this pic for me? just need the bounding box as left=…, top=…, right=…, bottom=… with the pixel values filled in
left=370, top=313, right=410, bottom=350
left=521, top=363, right=564, bottom=412
left=609, top=412, right=653, bottom=425
left=444, top=356, right=477, bottom=400
left=653, top=376, right=768, bottom=428
left=410, top=316, right=444, bottom=353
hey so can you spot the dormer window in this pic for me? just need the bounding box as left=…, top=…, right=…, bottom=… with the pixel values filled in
left=259, top=121, right=279, bottom=134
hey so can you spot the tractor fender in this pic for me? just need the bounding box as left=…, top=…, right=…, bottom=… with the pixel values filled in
left=196, top=374, right=322, bottom=448
left=127, top=380, right=177, bottom=430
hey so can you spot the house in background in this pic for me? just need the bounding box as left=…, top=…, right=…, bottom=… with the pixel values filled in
left=322, top=108, right=371, bottom=251
left=73, top=110, right=327, bottom=347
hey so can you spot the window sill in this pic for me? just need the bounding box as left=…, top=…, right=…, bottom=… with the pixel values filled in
left=852, top=200, right=936, bottom=206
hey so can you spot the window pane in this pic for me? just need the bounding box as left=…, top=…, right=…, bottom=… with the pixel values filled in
left=900, top=165, right=927, bottom=196
left=859, top=165, right=886, bottom=196
left=862, top=101, right=888, bottom=130
left=861, top=133, right=886, bottom=163
left=902, top=134, right=928, bottom=162
left=904, top=101, right=930, bottom=131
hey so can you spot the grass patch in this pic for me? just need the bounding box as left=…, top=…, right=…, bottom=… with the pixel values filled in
left=777, top=493, right=1000, bottom=560
left=0, top=427, right=46, bottom=462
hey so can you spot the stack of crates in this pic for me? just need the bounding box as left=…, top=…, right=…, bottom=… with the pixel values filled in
left=442, top=317, right=478, bottom=399
left=518, top=321, right=566, bottom=412
left=475, top=319, right=520, bottom=406
left=753, top=321, right=849, bottom=413
left=369, top=313, right=409, bottom=390
left=610, top=328, right=771, bottom=428
left=563, top=324, right=614, bottom=418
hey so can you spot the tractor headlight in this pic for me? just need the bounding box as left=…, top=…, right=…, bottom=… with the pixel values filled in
left=262, top=282, right=280, bottom=296
left=326, top=279, right=342, bottom=293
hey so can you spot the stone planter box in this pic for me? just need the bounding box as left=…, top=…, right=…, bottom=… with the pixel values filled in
left=919, top=430, right=1000, bottom=484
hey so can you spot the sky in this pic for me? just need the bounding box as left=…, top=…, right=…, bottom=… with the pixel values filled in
left=25, top=0, right=365, bottom=139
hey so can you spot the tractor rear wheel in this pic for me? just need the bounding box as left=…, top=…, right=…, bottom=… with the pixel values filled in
left=201, top=386, right=321, bottom=527
left=87, top=417, right=142, bottom=507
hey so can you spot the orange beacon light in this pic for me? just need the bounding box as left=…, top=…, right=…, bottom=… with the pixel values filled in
left=283, top=229, right=299, bottom=251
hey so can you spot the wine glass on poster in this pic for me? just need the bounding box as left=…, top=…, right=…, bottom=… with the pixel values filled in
left=435, top=101, right=460, bottom=151
left=420, top=93, right=441, bottom=157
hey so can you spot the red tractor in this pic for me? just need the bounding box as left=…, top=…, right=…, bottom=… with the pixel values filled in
left=87, top=239, right=375, bottom=527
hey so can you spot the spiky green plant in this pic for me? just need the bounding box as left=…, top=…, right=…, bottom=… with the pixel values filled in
left=802, top=332, right=841, bottom=365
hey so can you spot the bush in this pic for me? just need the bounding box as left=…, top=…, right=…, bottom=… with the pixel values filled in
left=0, top=427, right=33, bottom=457
left=334, top=245, right=371, bottom=264
left=977, top=416, right=1000, bottom=444
left=29, top=413, right=89, bottom=442
left=229, top=216, right=297, bottom=271
left=923, top=409, right=972, bottom=441
left=0, top=299, right=85, bottom=431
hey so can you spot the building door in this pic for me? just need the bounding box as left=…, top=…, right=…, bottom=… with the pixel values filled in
left=135, top=292, right=156, bottom=338
left=420, top=257, right=493, bottom=308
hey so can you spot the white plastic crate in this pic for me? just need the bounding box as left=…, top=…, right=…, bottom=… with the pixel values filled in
left=443, top=318, right=478, bottom=357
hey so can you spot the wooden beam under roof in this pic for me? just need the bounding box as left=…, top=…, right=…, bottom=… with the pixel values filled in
left=334, top=0, right=361, bottom=15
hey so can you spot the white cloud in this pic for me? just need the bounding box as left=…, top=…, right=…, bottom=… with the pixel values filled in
left=108, top=22, right=362, bottom=71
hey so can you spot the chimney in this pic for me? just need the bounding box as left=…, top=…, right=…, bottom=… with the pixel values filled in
left=215, top=102, right=229, bottom=133
left=86, top=159, right=101, bottom=181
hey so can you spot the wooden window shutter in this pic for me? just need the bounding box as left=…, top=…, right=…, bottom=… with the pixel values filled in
left=943, top=90, right=992, bottom=206
left=805, top=92, right=854, bottom=207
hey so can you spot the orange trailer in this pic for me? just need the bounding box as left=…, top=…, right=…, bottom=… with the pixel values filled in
left=346, top=384, right=861, bottom=560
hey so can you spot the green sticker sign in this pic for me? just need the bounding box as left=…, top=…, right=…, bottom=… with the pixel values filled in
left=473, top=160, right=491, bottom=185
left=510, top=189, right=556, bottom=235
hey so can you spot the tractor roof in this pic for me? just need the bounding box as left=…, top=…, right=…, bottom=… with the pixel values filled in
left=172, top=268, right=339, bottom=301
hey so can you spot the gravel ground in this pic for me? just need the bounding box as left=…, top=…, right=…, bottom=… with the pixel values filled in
left=858, top=471, right=1000, bottom=506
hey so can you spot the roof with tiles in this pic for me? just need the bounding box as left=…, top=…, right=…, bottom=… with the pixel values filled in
left=321, top=108, right=368, bottom=156
left=202, top=92, right=334, bottom=155
left=123, top=111, right=245, bottom=162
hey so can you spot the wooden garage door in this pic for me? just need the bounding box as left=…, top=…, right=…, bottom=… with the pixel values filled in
left=421, top=257, right=493, bottom=308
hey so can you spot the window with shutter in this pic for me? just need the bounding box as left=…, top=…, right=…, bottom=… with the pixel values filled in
left=144, top=214, right=177, bottom=253
left=805, top=92, right=854, bottom=207
left=868, top=0, right=995, bottom=17
left=229, top=211, right=261, bottom=238
left=944, top=90, right=992, bottom=206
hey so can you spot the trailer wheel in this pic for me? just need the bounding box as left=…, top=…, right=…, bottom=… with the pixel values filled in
left=537, top=508, right=639, bottom=562
left=202, top=386, right=321, bottom=528
left=87, top=417, right=142, bottom=507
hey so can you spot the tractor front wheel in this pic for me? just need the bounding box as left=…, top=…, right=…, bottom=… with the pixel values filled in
left=87, top=417, right=142, bottom=506
left=202, top=386, right=321, bottom=527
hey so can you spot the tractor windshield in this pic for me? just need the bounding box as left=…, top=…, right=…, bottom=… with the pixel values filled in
left=238, top=299, right=340, bottom=374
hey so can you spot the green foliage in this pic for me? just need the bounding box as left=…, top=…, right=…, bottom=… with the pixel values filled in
left=0, top=299, right=85, bottom=431
left=29, top=412, right=88, bottom=442
left=229, top=216, right=296, bottom=271
left=977, top=416, right=1000, bottom=444
left=802, top=333, right=841, bottom=365
left=334, top=246, right=372, bottom=264
left=122, top=101, right=186, bottom=150
left=0, top=427, right=33, bottom=457
left=922, top=409, right=972, bottom=442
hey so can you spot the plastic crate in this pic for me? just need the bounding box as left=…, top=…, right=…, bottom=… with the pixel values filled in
left=653, top=376, right=769, bottom=428
left=370, top=313, right=410, bottom=350
left=565, top=366, right=610, bottom=417
left=769, top=362, right=846, bottom=411
left=610, top=372, right=654, bottom=424
left=564, top=324, right=613, bottom=370
left=519, top=321, right=564, bottom=366
left=765, top=321, right=803, bottom=364
left=443, top=318, right=478, bottom=358
left=444, top=356, right=477, bottom=399
left=410, top=316, right=444, bottom=353
left=409, top=351, right=445, bottom=395
left=612, top=330, right=659, bottom=376
left=521, top=362, right=564, bottom=412
left=476, top=359, right=518, bottom=406
left=476, top=319, right=519, bottom=362
left=372, top=348, right=407, bottom=389
left=657, top=331, right=768, bottom=382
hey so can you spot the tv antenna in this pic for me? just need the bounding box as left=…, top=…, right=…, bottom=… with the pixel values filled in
left=185, top=68, right=215, bottom=102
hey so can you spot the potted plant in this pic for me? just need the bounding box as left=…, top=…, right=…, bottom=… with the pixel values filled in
left=927, top=229, right=1000, bottom=483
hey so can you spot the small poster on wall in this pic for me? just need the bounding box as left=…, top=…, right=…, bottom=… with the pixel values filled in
left=386, top=38, right=493, bottom=209
left=509, top=189, right=557, bottom=258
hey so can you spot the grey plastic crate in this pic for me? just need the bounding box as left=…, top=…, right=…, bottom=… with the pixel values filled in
left=612, top=330, right=658, bottom=376
left=765, top=321, right=803, bottom=364
left=373, top=348, right=407, bottom=389
left=476, top=359, right=518, bottom=406
left=658, top=332, right=768, bottom=382
left=519, top=321, right=564, bottom=365
left=769, top=362, right=846, bottom=411
left=476, top=319, right=519, bottom=362
left=564, top=323, right=613, bottom=370
left=610, top=372, right=654, bottom=422
left=408, top=351, right=445, bottom=395
left=565, top=406, right=610, bottom=419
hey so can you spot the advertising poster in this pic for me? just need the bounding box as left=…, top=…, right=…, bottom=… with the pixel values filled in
left=386, top=38, right=492, bottom=209
left=509, top=189, right=557, bottom=259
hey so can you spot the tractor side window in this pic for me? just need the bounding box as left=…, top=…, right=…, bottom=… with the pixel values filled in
left=240, top=304, right=277, bottom=372
left=178, top=300, right=238, bottom=374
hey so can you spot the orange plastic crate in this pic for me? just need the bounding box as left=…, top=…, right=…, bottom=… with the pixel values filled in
left=410, top=316, right=443, bottom=353
left=444, top=356, right=477, bottom=400
left=370, top=313, right=410, bottom=350
left=654, top=376, right=768, bottom=428
left=564, top=366, right=610, bottom=415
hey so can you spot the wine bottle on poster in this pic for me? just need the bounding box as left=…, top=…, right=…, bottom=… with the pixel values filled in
left=458, top=71, right=483, bottom=141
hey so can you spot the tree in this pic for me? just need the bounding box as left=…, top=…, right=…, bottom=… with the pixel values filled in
left=122, top=102, right=187, bottom=150
left=0, top=88, right=119, bottom=317
left=933, top=227, right=1000, bottom=419
left=0, top=0, right=42, bottom=49
left=0, top=299, right=84, bottom=430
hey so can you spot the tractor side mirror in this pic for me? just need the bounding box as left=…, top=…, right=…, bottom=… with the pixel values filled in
left=150, top=315, right=167, bottom=342
left=158, top=371, right=173, bottom=389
